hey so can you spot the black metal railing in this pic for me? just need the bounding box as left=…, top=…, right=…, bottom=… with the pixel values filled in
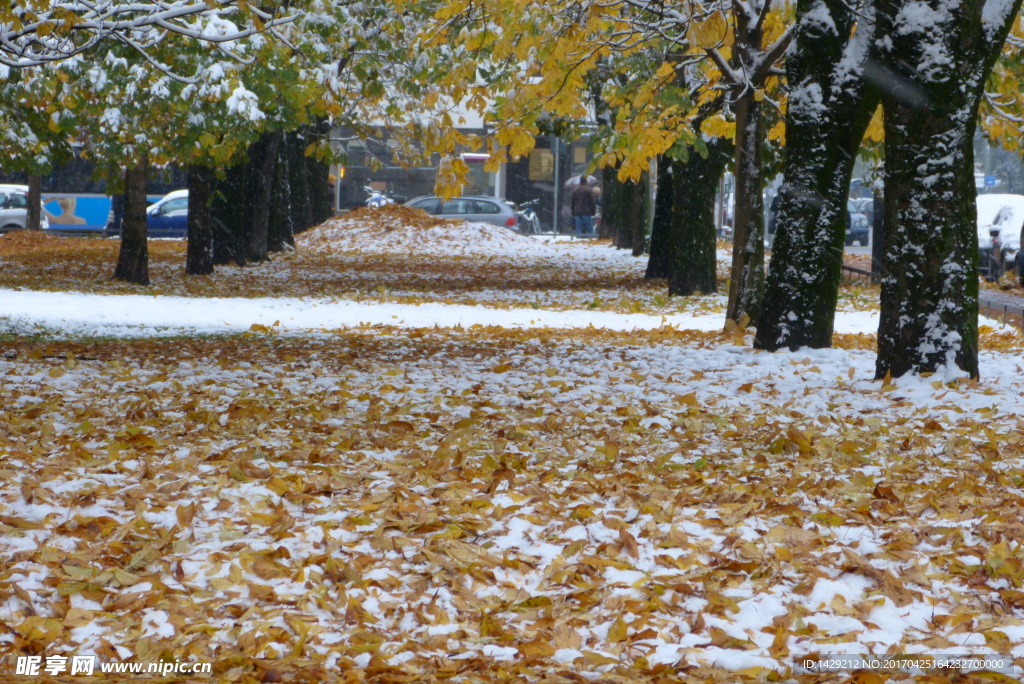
left=840, top=264, right=875, bottom=282
left=979, top=297, right=1024, bottom=331
left=840, top=264, right=1024, bottom=331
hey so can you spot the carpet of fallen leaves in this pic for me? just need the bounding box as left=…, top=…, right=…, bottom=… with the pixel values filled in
left=3, top=326, right=1024, bottom=683
left=4, top=221, right=1024, bottom=683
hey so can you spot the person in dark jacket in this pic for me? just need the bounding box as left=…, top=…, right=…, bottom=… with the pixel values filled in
left=570, top=180, right=597, bottom=237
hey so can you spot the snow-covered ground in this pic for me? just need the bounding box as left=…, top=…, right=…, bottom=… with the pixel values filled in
left=0, top=287, right=882, bottom=338
left=2, top=216, right=1024, bottom=681
left=3, top=331, right=1024, bottom=680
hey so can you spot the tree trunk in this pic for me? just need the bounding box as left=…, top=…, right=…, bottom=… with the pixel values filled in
left=725, top=93, right=765, bottom=326
left=614, top=179, right=634, bottom=250
left=872, top=0, right=1021, bottom=379
left=268, top=121, right=332, bottom=246
left=599, top=166, right=619, bottom=240
left=614, top=179, right=635, bottom=250
left=871, top=189, right=885, bottom=280
left=245, top=130, right=283, bottom=263
left=646, top=157, right=674, bottom=279
left=605, top=170, right=626, bottom=246
left=212, top=164, right=246, bottom=265
left=186, top=165, right=215, bottom=276
left=754, top=0, right=879, bottom=351
left=268, top=133, right=294, bottom=253
left=631, top=170, right=650, bottom=257
left=667, top=143, right=730, bottom=296
left=26, top=174, right=42, bottom=231
left=876, top=102, right=980, bottom=378
left=607, top=173, right=645, bottom=252
left=307, top=119, right=333, bottom=229
left=113, top=154, right=149, bottom=285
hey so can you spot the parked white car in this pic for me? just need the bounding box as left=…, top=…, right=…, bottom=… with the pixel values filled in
left=977, top=194, right=1024, bottom=281
left=0, top=184, right=50, bottom=232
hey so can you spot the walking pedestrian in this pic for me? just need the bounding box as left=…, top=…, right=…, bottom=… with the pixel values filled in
left=570, top=179, right=597, bottom=237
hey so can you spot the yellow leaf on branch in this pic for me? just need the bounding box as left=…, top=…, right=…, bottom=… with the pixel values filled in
left=689, top=12, right=729, bottom=48
left=701, top=115, right=736, bottom=141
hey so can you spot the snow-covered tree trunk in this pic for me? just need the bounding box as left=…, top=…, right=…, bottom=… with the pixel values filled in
left=755, top=0, right=879, bottom=351
left=873, top=0, right=1022, bottom=379
left=714, top=0, right=792, bottom=326
left=269, top=122, right=330, bottom=244
left=114, top=154, right=149, bottom=285
left=186, top=165, right=214, bottom=276
left=726, top=93, right=766, bottom=325
left=877, top=103, right=980, bottom=377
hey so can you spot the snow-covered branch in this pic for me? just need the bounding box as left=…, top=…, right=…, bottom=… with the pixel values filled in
left=981, top=0, right=1022, bottom=47
left=753, top=26, right=793, bottom=82
left=1, top=1, right=295, bottom=67
left=706, top=46, right=743, bottom=85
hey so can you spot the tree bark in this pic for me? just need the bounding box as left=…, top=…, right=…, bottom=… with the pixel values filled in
left=877, top=101, right=980, bottom=378
left=754, top=0, right=879, bottom=351
left=268, top=132, right=294, bottom=253
left=631, top=169, right=650, bottom=257
left=245, top=130, right=283, bottom=263
left=212, top=164, right=246, bottom=265
left=725, top=93, right=766, bottom=326
left=26, top=174, right=42, bottom=231
left=871, top=189, right=885, bottom=280
left=599, top=166, right=619, bottom=240
left=667, top=143, right=730, bottom=296
left=646, top=157, right=674, bottom=279
left=267, top=122, right=332, bottom=248
left=872, top=0, right=1021, bottom=379
left=113, top=154, right=149, bottom=285
left=606, top=172, right=646, bottom=252
left=613, top=178, right=635, bottom=250
left=186, top=165, right=215, bottom=275
left=307, top=118, right=333, bottom=229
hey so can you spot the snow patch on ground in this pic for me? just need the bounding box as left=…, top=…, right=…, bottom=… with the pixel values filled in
left=0, top=287, right=884, bottom=338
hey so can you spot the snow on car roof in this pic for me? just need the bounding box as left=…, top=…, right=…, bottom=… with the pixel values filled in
left=976, top=193, right=1024, bottom=233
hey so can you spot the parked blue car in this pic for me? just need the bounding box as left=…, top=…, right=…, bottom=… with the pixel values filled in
left=145, top=190, right=188, bottom=238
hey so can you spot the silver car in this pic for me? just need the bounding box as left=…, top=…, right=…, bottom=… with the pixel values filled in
left=977, top=194, right=1024, bottom=281
left=405, top=196, right=520, bottom=232
left=0, top=184, right=49, bottom=232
